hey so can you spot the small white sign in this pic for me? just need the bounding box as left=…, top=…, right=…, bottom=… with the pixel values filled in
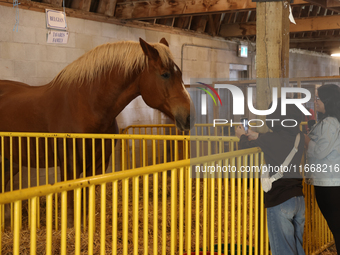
left=47, top=31, right=69, bottom=44
left=46, top=9, right=67, bottom=30
left=238, top=45, right=248, bottom=58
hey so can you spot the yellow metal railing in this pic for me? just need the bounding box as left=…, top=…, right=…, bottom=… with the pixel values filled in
left=119, top=134, right=239, bottom=170
left=0, top=129, right=333, bottom=255
left=0, top=145, right=267, bottom=255
left=302, top=171, right=335, bottom=254
left=0, top=132, right=238, bottom=232
left=119, top=122, right=308, bottom=169
left=119, top=121, right=307, bottom=169
left=120, top=123, right=239, bottom=137
left=298, top=145, right=335, bottom=254
left=121, top=122, right=309, bottom=136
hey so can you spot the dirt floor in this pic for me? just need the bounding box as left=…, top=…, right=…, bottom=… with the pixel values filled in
left=1, top=176, right=337, bottom=255
left=320, top=244, right=338, bottom=255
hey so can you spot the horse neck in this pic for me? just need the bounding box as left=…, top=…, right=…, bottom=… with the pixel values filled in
left=86, top=69, right=141, bottom=118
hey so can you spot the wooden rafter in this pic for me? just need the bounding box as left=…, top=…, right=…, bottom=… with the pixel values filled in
left=248, top=11, right=256, bottom=22
left=310, top=5, right=320, bottom=16
left=290, top=40, right=340, bottom=48
left=303, top=0, right=340, bottom=12
left=72, top=0, right=91, bottom=12
left=42, top=0, right=63, bottom=7
left=2, top=0, right=340, bottom=55
left=189, top=15, right=208, bottom=32
left=174, top=16, right=191, bottom=29
left=327, top=0, right=340, bottom=7
left=292, top=5, right=302, bottom=18
left=300, top=5, right=310, bottom=16
left=156, top=18, right=174, bottom=26
left=0, top=0, right=224, bottom=41
left=197, top=16, right=208, bottom=32
left=219, top=14, right=340, bottom=37
left=97, top=0, right=117, bottom=16
left=206, top=14, right=220, bottom=36
left=115, top=0, right=308, bottom=20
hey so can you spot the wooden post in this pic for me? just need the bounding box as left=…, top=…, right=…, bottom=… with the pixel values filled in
left=256, top=0, right=290, bottom=132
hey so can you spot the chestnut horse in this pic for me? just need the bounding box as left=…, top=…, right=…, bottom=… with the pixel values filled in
left=0, top=38, right=195, bottom=227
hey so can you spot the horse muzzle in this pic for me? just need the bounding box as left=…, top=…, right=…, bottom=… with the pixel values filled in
left=175, top=114, right=195, bottom=132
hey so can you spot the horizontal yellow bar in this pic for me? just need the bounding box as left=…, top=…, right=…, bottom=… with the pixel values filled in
left=122, top=122, right=307, bottom=130
left=0, top=132, right=239, bottom=142
left=121, top=123, right=234, bottom=135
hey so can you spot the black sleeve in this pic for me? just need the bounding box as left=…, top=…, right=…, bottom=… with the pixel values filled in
left=238, top=134, right=261, bottom=149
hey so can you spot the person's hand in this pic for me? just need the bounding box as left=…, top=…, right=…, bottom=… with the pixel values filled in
left=235, top=125, right=246, bottom=138
left=246, top=129, right=259, bottom=140
left=304, top=134, right=311, bottom=148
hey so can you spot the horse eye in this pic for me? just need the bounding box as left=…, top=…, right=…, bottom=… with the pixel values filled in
left=161, top=72, right=170, bottom=79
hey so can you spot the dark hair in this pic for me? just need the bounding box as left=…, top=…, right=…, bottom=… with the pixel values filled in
left=317, top=84, right=340, bottom=123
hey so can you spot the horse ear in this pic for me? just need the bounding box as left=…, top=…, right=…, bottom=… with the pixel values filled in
left=139, top=38, right=159, bottom=61
left=160, top=38, right=169, bottom=47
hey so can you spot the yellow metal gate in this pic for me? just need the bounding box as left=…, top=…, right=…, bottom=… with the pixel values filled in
left=0, top=131, right=333, bottom=255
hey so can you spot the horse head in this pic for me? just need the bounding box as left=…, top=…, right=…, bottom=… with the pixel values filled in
left=138, top=38, right=195, bottom=132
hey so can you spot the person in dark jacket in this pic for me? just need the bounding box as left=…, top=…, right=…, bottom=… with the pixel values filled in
left=235, top=99, right=305, bottom=255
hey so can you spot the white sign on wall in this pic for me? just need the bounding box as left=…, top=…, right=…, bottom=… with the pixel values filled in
left=46, top=9, right=67, bottom=30
left=238, top=45, right=248, bottom=58
left=47, top=31, right=69, bottom=44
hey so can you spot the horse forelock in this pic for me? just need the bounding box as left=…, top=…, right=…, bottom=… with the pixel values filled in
left=50, top=41, right=175, bottom=88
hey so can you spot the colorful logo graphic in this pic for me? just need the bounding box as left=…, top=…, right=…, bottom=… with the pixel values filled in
left=196, top=82, right=222, bottom=106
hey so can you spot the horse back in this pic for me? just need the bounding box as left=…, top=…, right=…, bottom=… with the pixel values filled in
left=0, top=80, right=33, bottom=94
left=0, top=80, right=50, bottom=132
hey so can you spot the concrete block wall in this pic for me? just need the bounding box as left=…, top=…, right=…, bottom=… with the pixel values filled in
left=290, top=50, right=340, bottom=78
left=1, top=5, right=340, bottom=130
left=0, top=5, right=250, bottom=129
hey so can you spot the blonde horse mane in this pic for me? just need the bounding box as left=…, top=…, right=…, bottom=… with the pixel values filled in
left=50, top=41, right=174, bottom=87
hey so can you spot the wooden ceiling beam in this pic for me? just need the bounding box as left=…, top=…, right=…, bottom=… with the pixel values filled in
left=42, top=0, right=63, bottom=7
left=310, top=5, right=320, bottom=16
left=326, top=0, right=340, bottom=7
left=0, top=0, right=228, bottom=42
left=190, top=15, right=208, bottom=32
left=303, top=0, right=340, bottom=12
left=72, top=0, right=92, bottom=12
left=248, top=10, right=256, bottom=22
left=297, top=47, right=339, bottom=53
left=156, top=18, right=175, bottom=26
left=290, top=40, right=340, bottom=48
left=206, top=14, right=220, bottom=36
left=174, top=16, right=191, bottom=29
left=197, top=15, right=208, bottom=32
left=52, top=0, right=63, bottom=6
left=115, top=0, right=308, bottom=20
left=219, top=14, right=340, bottom=37
left=97, top=0, right=117, bottom=16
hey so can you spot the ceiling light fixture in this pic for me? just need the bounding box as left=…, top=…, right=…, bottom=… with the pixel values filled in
left=331, top=53, right=340, bottom=57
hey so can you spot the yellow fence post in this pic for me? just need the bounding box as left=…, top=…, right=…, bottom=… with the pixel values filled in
left=0, top=130, right=333, bottom=255
left=13, top=201, right=20, bottom=255
left=61, top=191, right=67, bottom=255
